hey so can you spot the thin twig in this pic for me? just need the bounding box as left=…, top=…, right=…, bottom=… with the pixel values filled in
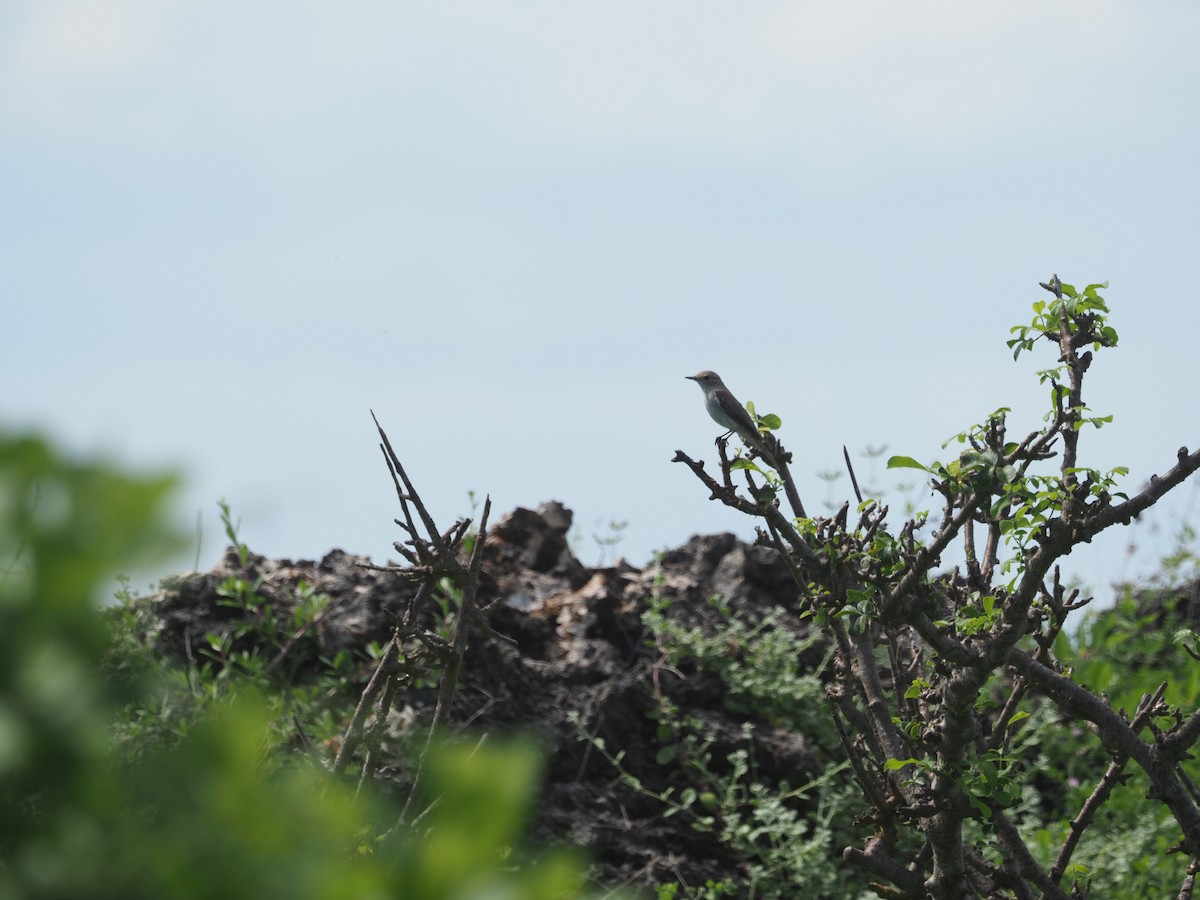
left=844, top=445, right=864, bottom=505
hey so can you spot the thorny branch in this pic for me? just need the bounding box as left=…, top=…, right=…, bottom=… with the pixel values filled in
left=328, top=413, right=496, bottom=844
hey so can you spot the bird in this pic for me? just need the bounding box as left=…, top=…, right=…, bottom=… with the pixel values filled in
left=686, top=370, right=772, bottom=456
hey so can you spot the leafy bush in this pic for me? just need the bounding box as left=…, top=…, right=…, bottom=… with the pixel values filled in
left=0, top=431, right=593, bottom=900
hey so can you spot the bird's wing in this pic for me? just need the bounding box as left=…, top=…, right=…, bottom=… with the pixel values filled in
left=716, top=388, right=762, bottom=440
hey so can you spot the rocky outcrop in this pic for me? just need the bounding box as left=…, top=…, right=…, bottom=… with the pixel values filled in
left=142, top=501, right=825, bottom=891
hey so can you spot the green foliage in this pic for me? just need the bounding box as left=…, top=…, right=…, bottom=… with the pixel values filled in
left=961, top=533, right=1200, bottom=896
left=888, top=282, right=1131, bottom=574
left=1006, top=280, right=1117, bottom=360
left=654, top=878, right=738, bottom=899
left=0, top=430, right=593, bottom=899
left=108, top=691, right=394, bottom=899
left=391, top=737, right=588, bottom=900
left=744, top=401, right=782, bottom=437
left=104, top=502, right=379, bottom=763
left=578, top=590, right=871, bottom=899
left=0, top=432, right=180, bottom=895
left=1022, top=807, right=1179, bottom=897
left=1061, top=593, right=1200, bottom=713
left=953, top=591, right=1002, bottom=637
left=577, top=708, right=862, bottom=900
left=644, top=594, right=832, bottom=734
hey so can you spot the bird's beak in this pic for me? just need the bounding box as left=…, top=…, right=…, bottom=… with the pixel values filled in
left=685, top=375, right=697, bottom=381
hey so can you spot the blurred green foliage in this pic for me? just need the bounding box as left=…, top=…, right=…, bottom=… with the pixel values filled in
left=0, top=431, right=590, bottom=899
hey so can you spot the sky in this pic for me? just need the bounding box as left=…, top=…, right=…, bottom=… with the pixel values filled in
left=3, top=1, right=1199, bottom=600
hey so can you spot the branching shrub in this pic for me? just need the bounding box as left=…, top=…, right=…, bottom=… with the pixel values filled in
left=675, top=277, right=1200, bottom=898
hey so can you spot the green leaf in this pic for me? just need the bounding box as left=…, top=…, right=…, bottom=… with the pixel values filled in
left=887, top=456, right=932, bottom=473
left=752, top=485, right=779, bottom=503
left=758, top=413, right=782, bottom=430
left=884, top=757, right=920, bottom=771
left=1173, top=629, right=1198, bottom=647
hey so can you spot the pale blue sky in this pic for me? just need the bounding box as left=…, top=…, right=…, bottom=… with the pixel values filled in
left=3, top=2, right=1198, bottom=596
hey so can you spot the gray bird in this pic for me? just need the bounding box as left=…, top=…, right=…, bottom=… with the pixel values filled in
left=686, top=370, right=771, bottom=455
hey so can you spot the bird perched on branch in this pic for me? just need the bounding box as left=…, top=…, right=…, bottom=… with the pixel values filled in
left=686, top=370, right=802, bottom=514
left=686, top=370, right=776, bottom=459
